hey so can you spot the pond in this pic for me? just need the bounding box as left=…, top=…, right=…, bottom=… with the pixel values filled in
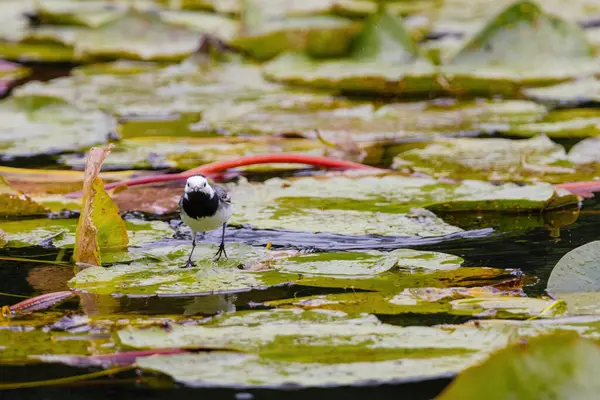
left=2, top=1, right=600, bottom=399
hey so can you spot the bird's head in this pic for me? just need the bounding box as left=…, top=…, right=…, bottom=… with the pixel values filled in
left=184, top=175, right=214, bottom=197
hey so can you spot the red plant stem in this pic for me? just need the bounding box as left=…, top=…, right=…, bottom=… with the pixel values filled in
left=66, top=154, right=380, bottom=197
left=8, top=291, right=74, bottom=314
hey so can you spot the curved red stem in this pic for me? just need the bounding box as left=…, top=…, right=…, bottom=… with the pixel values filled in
left=66, top=154, right=379, bottom=197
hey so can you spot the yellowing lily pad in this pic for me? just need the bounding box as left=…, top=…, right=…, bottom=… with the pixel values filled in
left=227, top=175, right=579, bottom=237
left=0, top=95, right=116, bottom=161
left=0, top=176, right=49, bottom=217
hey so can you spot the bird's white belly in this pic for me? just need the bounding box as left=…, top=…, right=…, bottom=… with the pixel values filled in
left=180, top=204, right=232, bottom=233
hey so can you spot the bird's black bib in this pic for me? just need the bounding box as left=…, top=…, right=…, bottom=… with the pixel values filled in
left=181, top=191, right=219, bottom=219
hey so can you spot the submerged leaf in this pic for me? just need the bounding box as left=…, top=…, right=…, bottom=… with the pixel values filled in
left=74, top=145, right=128, bottom=266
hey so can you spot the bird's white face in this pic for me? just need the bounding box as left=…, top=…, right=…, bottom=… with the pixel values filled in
left=185, top=175, right=214, bottom=197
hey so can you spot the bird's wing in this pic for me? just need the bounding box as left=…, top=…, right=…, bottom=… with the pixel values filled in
left=214, top=185, right=232, bottom=204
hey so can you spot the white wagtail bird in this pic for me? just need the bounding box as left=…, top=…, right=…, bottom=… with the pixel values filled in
left=179, top=174, right=233, bottom=268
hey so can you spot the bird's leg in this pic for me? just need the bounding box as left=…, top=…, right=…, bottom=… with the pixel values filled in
left=213, top=223, right=228, bottom=262
left=183, top=231, right=197, bottom=268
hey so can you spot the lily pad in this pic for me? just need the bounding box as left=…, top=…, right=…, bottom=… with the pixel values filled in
left=68, top=246, right=467, bottom=297
left=266, top=286, right=558, bottom=319
left=15, top=59, right=284, bottom=119
left=232, top=0, right=361, bottom=61
left=124, top=313, right=516, bottom=387
left=0, top=95, right=116, bottom=161
left=440, top=1, right=600, bottom=95
left=262, top=11, right=441, bottom=95
left=501, top=108, right=600, bottom=138
left=438, top=333, right=600, bottom=400
left=391, top=135, right=593, bottom=184
left=197, top=97, right=546, bottom=142
left=547, top=241, right=600, bottom=294
left=0, top=60, right=29, bottom=96
left=0, top=176, right=49, bottom=217
left=227, top=175, right=579, bottom=237
left=524, top=77, right=600, bottom=107
left=0, top=218, right=173, bottom=249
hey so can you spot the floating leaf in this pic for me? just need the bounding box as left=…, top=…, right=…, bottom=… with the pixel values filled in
left=0, top=218, right=173, bottom=249
left=262, top=11, right=441, bottom=95
left=524, top=77, right=600, bottom=107
left=392, top=135, right=595, bottom=184
left=501, top=108, right=600, bottom=139
left=232, top=0, right=361, bottom=60
left=267, top=286, right=558, bottom=320
left=125, top=311, right=516, bottom=387
left=68, top=246, right=454, bottom=297
left=0, top=176, right=49, bottom=217
left=440, top=1, right=599, bottom=95
left=15, top=59, right=283, bottom=119
left=198, top=96, right=546, bottom=143
left=74, top=145, right=128, bottom=266
left=437, top=333, right=600, bottom=400
left=547, top=241, right=600, bottom=294
left=227, top=175, right=579, bottom=237
left=0, top=95, right=116, bottom=161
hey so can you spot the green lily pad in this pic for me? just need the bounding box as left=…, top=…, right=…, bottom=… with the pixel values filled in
left=0, top=95, right=116, bottom=160
left=15, top=59, right=283, bottom=118
left=568, top=137, right=600, bottom=164
left=159, top=10, right=239, bottom=41
left=68, top=246, right=467, bottom=296
left=391, top=135, right=591, bottom=184
left=266, top=286, right=559, bottom=320
left=0, top=218, right=174, bottom=249
left=439, top=1, right=599, bottom=95
left=501, top=108, right=600, bottom=139
left=438, top=333, right=600, bottom=400
left=233, top=9, right=360, bottom=60
left=547, top=241, right=600, bottom=294
left=197, top=97, right=546, bottom=142
left=262, top=11, right=441, bottom=95
left=227, top=175, right=579, bottom=237
left=124, top=312, right=517, bottom=387
left=0, top=327, right=115, bottom=364
left=524, top=77, right=600, bottom=107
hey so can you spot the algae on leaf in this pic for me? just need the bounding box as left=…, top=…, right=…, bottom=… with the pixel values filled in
left=0, top=95, right=116, bottom=161
left=227, top=175, right=579, bottom=237
left=441, top=1, right=600, bottom=95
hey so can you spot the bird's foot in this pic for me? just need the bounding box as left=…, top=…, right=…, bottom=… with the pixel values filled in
left=213, top=244, right=228, bottom=262
left=182, top=260, right=196, bottom=269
